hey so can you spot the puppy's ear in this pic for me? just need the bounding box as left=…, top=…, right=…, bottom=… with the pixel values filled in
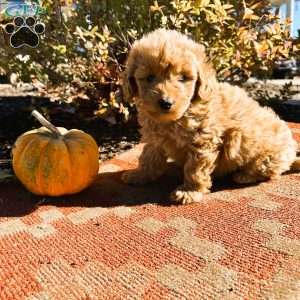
left=122, top=56, right=138, bottom=102
left=192, top=44, right=217, bottom=102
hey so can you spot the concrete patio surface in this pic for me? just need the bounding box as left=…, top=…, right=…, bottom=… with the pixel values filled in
left=0, top=124, right=300, bottom=299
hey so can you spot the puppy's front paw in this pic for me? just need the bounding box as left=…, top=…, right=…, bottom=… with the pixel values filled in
left=170, top=185, right=204, bottom=205
left=121, top=170, right=151, bottom=185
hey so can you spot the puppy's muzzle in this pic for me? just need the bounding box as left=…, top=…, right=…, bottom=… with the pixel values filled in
left=158, top=98, right=173, bottom=111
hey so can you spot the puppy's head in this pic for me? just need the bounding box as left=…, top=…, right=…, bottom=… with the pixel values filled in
left=122, top=29, right=217, bottom=123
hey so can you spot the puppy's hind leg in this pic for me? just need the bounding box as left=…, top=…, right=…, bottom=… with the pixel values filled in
left=122, top=144, right=167, bottom=185
left=232, top=152, right=292, bottom=184
left=232, top=171, right=266, bottom=184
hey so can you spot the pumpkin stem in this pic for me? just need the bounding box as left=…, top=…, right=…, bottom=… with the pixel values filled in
left=31, top=110, right=62, bottom=137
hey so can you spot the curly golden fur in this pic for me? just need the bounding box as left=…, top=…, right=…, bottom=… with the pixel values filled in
left=121, top=29, right=300, bottom=204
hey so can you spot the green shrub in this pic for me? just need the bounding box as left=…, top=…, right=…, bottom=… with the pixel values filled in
left=151, top=0, right=298, bottom=81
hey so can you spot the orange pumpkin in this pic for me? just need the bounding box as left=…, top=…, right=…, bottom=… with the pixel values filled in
left=12, top=110, right=99, bottom=196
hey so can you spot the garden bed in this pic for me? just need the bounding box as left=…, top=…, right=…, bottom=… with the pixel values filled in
left=243, top=79, right=300, bottom=122
left=1, top=80, right=300, bottom=163
left=0, top=85, right=140, bottom=162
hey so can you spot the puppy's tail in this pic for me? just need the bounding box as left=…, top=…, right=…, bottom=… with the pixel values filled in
left=291, top=156, right=300, bottom=171
left=290, top=142, right=300, bottom=171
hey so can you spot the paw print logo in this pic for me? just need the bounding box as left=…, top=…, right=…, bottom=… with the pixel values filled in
left=4, top=16, right=45, bottom=48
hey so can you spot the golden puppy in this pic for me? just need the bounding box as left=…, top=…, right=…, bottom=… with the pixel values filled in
left=121, top=29, right=300, bottom=204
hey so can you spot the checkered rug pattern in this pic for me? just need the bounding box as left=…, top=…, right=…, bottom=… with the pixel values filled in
left=0, top=123, right=300, bottom=300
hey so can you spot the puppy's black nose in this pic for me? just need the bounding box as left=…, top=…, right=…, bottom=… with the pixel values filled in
left=158, top=98, right=173, bottom=110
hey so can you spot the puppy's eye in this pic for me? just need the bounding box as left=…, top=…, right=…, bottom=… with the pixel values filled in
left=146, top=74, right=156, bottom=83
left=178, top=74, right=189, bottom=82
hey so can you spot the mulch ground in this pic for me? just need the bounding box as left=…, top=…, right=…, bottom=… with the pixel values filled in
left=0, top=123, right=300, bottom=299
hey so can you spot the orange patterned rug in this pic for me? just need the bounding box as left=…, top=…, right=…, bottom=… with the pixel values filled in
left=0, top=123, right=300, bottom=299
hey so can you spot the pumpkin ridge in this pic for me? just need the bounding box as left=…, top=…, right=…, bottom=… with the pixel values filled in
left=14, top=138, right=44, bottom=194
left=38, top=139, right=66, bottom=196
left=74, top=137, right=99, bottom=182
left=34, top=138, right=52, bottom=195
left=13, top=131, right=46, bottom=159
left=64, top=139, right=91, bottom=193
left=60, top=139, right=73, bottom=194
